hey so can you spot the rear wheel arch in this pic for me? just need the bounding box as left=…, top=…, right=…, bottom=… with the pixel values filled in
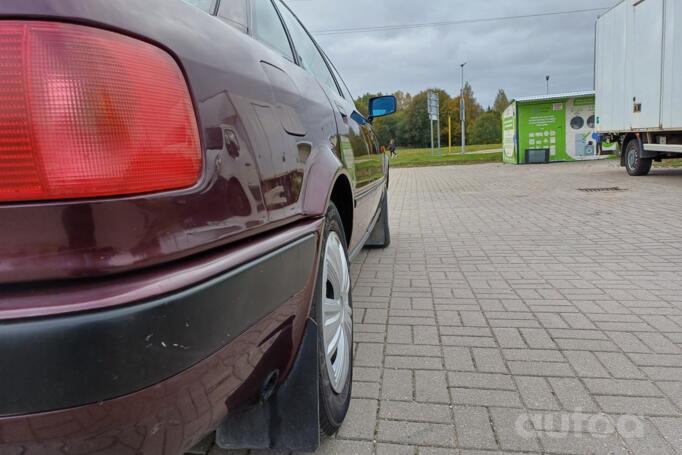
left=328, top=175, right=353, bottom=247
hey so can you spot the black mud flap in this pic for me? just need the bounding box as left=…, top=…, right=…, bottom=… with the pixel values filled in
left=365, top=191, right=390, bottom=248
left=216, top=319, right=320, bottom=452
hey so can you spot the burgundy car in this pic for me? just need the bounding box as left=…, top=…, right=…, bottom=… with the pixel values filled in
left=0, top=0, right=395, bottom=453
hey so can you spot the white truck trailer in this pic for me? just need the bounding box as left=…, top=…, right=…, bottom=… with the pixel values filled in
left=595, top=0, right=682, bottom=175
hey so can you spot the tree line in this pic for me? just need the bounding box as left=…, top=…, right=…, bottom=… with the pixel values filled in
left=354, top=86, right=509, bottom=148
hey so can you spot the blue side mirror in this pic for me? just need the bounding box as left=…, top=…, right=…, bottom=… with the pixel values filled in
left=368, top=95, right=397, bottom=122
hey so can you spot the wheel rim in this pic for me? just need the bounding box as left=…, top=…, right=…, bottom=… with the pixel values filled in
left=627, top=147, right=636, bottom=169
left=321, top=231, right=352, bottom=394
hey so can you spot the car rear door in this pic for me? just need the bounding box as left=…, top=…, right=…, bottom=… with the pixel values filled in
left=238, top=0, right=337, bottom=223
left=276, top=1, right=383, bottom=252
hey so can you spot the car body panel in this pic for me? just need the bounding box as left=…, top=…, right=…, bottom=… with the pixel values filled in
left=0, top=294, right=313, bottom=454
left=0, top=217, right=324, bottom=453
left=0, top=234, right=318, bottom=417
left=0, top=219, right=321, bottom=320
left=0, top=0, right=314, bottom=284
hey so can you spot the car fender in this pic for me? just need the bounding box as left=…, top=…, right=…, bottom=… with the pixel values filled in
left=302, top=144, right=351, bottom=217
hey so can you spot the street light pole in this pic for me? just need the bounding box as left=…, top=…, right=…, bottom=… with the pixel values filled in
left=460, top=62, right=467, bottom=154
left=546, top=75, right=550, bottom=95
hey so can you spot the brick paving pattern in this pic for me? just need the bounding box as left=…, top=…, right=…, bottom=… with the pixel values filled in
left=204, top=161, right=682, bottom=455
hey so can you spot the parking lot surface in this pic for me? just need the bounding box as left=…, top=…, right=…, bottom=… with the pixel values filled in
left=205, top=160, right=682, bottom=455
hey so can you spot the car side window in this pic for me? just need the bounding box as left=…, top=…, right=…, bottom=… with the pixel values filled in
left=252, top=0, right=295, bottom=61
left=180, top=0, right=216, bottom=13
left=277, top=2, right=342, bottom=96
left=218, top=0, right=248, bottom=32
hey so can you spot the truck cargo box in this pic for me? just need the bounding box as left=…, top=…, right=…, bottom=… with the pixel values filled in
left=596, top=0, right=682, bottom=132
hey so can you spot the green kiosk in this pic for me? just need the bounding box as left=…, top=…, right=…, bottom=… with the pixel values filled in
left=502, top=91, right=611, bottom=164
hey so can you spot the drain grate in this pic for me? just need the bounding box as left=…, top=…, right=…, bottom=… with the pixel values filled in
left=577, top=187, right=625, bottom=193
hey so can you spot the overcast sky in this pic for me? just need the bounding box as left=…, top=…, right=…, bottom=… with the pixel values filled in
left=288, top=0, right=618, bottom=107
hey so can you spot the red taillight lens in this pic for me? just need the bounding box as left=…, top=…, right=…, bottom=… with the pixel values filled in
left=0, top=21, right=202, bottom=202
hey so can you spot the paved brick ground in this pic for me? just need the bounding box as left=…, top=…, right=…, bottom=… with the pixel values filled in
left=205, top=160, right=682, bottom=455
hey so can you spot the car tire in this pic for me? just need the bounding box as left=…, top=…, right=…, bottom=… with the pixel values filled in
left=315, top=203, right=353, bottom=438
left=625, top=139, right=652, bottom=176
left=365, top=189, right=391, bottom=248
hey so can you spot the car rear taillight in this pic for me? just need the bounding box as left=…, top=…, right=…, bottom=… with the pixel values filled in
left=0, top=21, right=202, bottom=203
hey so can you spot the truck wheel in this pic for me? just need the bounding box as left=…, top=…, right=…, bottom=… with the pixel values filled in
left=315, top=203, right=352, bottom=437
left=625, top=140, right=652, bottom=176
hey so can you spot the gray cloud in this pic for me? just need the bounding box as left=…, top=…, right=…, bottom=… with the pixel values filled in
left=287, top=0, right=618, bottom=106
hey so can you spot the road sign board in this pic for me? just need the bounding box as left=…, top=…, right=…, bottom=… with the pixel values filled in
left=427, top=91, right=441, bottom=156
left=427, top=91, right=439, bottom=117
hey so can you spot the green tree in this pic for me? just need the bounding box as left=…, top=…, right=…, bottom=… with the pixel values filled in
left=353, top=86, right=487, bottom=147
left=399, top=90, right=429, bottom=147
left=373, top=113, right=403, bottom=146
left=493, top=89, right=510, bottom=115
left=399, top=89, right=453, bottom=147
left=394, top=90, right=412, bottom=110
left=471, top=111, right=502, bottom=145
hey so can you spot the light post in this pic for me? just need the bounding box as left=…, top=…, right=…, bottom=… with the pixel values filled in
left=460, top=62, right=467, bottom=154
left=546, top=75, right=550, bottom=95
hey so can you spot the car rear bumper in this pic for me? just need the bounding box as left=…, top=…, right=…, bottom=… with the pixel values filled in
left=0, top=219, right=322, bottom=454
